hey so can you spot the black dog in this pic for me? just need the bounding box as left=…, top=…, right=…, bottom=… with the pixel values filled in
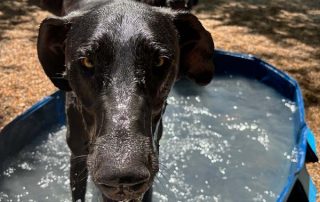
left=37, top=0, right=214, bottom=201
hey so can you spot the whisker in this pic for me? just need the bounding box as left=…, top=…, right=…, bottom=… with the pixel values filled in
left=76, top=167, right=88, bottom=181
left=78, top=174, right=89, bottom=183
left=158, top=169, right=170, bottom=184
left=153, top=175, right=167, bottom=196
left=70, top=155, right=88, bottom=166
left=71, top=154, right=88, bottom=160
left=159, top=162, right=169, bottom=171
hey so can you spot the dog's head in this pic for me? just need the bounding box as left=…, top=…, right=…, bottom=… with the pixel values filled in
left=37, top=1, right=214, bottom=200
left=138, top=0, right=199, bottom=10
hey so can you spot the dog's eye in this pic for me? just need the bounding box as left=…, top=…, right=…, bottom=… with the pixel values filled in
left=155, top=56, right=167, bottom=67
left=81, top=57, right=94, bottom=69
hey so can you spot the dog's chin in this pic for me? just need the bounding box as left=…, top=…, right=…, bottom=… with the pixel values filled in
left=103, top=193, right=144, bottom=202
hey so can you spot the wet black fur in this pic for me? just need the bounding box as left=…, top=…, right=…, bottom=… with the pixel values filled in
left=37, top=0, right=214, bottom=201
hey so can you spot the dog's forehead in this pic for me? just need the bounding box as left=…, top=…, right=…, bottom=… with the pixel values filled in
left=95, top=12, right=155, bottom=43
left=68, top=3, right=177, bottom=56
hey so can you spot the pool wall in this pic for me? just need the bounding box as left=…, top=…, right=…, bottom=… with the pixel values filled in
left=0, top=50, right=318, bottom=201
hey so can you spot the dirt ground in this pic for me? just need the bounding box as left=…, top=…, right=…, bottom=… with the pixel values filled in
left=0, top=0, right=319, bottom=200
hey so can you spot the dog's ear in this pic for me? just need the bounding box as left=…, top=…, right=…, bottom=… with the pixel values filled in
left=37, top=16, right=72, bottom=91
left=40, top=0, right=64, bottom=16
left=174, top=12, right=215, bottom=85
left=167, top=0, right=198, bottom=10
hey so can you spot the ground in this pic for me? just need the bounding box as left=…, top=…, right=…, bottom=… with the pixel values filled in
left=0, top=0, right=319, bottom=200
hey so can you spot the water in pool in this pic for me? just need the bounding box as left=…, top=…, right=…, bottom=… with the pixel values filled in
left=0, top=75, right=298, bottom=202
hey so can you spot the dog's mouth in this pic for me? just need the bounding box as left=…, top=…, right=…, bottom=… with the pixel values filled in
left=98, top=183, right=148, bottom=202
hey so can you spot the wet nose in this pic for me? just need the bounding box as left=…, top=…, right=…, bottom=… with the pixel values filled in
left=97, top=165, right=150, bottom=193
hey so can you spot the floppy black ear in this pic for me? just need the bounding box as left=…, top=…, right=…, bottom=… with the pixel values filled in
left=167, top=0, right=198, bottom=10
left=37, top=16, right=72, bottom=91
left=174, top=12, right=215, bottom=85
left=40, top=0, right=64, bottom=16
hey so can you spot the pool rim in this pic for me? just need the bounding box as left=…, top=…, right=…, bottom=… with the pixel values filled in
left=0, top=50, right=317, bottom=201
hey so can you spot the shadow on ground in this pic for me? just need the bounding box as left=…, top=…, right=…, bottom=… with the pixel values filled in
left=195, top=0, right=320, bottom=48
left=194, top=0, right=320, bottom=107
left=286, top=67, right=320, bottom=108
left=0, top=0, right=42, bottom=40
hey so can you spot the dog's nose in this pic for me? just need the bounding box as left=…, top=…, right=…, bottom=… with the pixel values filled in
left=97, top=165, right=150, bottom=193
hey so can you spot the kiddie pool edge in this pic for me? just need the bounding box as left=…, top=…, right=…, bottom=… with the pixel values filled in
left=0, top=50, right=317, bottom=201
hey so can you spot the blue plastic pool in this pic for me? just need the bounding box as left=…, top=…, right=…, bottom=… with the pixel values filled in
left=0, top=50, right=317, bottom=201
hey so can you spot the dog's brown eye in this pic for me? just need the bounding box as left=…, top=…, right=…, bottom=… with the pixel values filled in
left=81, top=57, right=94, bottom=69
left=155, top=56, right=166, bottom=67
